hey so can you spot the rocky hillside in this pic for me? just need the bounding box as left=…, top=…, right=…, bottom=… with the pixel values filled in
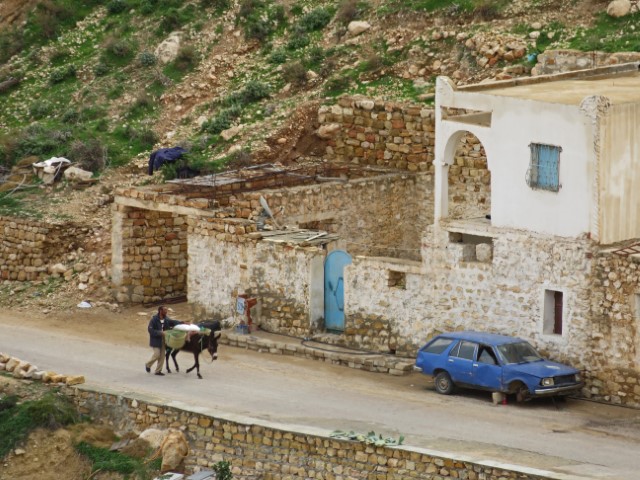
left=0, top=0, right=638, bottom=310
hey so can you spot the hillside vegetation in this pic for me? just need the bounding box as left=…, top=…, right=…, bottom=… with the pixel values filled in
left=0, top=0, right=638, bottom=308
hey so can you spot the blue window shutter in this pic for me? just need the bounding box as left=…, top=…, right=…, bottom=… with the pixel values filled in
left=528, top=143, right=560, bottom=191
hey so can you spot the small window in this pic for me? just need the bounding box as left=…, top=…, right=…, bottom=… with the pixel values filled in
left=543, top=289, right=563, bottom=335
left=422, top=337, right=454, bottom=354
left=451, top=341, right=476, bottom=360
left=527, top=143, right=561, bottom=192
left=388, top=270, right=406, bottom=289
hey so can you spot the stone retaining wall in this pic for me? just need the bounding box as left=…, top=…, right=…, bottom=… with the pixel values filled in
left=67, top=385, right=558, bottom=480
left=319, top=96, right=436, bottom=172
left=0, top=215, right=75, bottom=281
left=533, top=49, right=640, bottom=76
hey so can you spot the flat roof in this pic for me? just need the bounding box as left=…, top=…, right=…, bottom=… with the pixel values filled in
left=477, top=72, right=640, bottom=106
left=455, top=62, right=640, bottom=106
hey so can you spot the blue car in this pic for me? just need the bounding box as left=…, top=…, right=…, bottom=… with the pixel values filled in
left=415, top=331, right=583, bottom=401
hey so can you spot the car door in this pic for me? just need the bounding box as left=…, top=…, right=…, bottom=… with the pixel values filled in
left=472, top=345, right=503, bottom=391
left=447, top=340, right=477, bottom=384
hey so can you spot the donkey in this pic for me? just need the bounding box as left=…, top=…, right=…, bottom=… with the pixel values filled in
left=165, top=321, right=221, bottom=379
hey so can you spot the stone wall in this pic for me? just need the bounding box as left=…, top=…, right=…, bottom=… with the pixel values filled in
left=112, top=205, right=188, bottom=303
left=448, top=134, right=491, bottom=220
left=319, top=96, right=435, bottom=172
left=0, top=215, right=75, bottom=281
left=68, top=385, right=558, bottom=480
left=589, top=251, right=640, bottom=405
left=188, top=231, right=323, bottom=336
left=251, top=174, right=431, bottom=261
left=533, top=49, right=640, bottom=76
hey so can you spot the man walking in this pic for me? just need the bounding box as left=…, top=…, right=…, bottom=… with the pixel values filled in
left=145, top=305, right=181, bottom=376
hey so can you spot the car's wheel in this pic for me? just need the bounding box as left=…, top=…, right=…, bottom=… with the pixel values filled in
left=434, top=371, right=455, bottom=395
left=516, top=385, right=530, bottom=403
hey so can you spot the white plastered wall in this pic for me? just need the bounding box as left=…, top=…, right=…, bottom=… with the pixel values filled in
left=435, top=77, right=596, bottom=239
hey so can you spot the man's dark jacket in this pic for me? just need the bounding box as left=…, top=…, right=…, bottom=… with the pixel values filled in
left=148, top=314, right=181, bottom=348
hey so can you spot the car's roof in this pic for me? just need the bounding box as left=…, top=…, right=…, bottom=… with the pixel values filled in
left=434, top=331, right=525, bottom=346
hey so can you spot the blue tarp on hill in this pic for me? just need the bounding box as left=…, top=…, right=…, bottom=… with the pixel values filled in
left=148, top=146, right=187, bottom=175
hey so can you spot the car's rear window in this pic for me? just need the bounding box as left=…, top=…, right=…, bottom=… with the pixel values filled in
left=422, top=337, right=454, bottom=354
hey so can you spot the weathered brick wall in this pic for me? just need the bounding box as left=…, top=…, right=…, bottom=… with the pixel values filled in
left=113, top=206, right=188, bottom=303
left=68, top=385, right=556, bottom=480
left=0, top=215, right=75, bottom=281
left=533, top=49, right=640, bottom=76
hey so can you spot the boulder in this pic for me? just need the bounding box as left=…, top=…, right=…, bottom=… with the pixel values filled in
left=155, top=32, right=181, bottom=64
left=347, top=21, right=371, bottom=37
left=607, top=0, right=631, bottom=17
left=64, top=166, right=93, bottom=182
left=139, top=428, right=166, bottom=450
left=221, top=125, right=242, bottom=141
left=66, top=375, right=85, bottom=386
left=160, top=430, right=189, bottom=473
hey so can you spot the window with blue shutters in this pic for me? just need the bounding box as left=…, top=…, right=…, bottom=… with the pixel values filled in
left=526, top=143, right=561, bottom=192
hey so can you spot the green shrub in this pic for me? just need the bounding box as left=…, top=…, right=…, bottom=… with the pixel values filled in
left=75, top=442, right=161, bottom=477
left=201, top=0, right=230, bottom=10
left=304, top=45, right=325, bottom=69
left=61, top=109, right=80, bottom=124
left=237, top=0, right=286, bottom=42
left=0, top=29, right=24, bottom=64
left=69, top=138, right=107, bottom=172
left=268, top=49, right=287, bottom=64
left=157, top=5, right=197, bottom=34
left=29, top=101, right=53, bottom=119
left=287, top=28, right=310, bottom=50
left=336, top=0, right=360, bottom=24
left=213, top=460, right=234, bottom=480
left=324, top=75, right=351, bottom=96
left=138, top=50, right=158, bottom=67
left=282, top=61, right=308, bottom=87
left=202, top=107, right=241, bottom=134
left=49, top=64, right=77, bottom=84
left=107, top=0, right=127, bottom=14
left=49, top=47, right=69, bottom=64
left=105, top=37, right=133, bottom=58
left=239, top=80, right=271, bottom=103
left=174, top=45, right=199, bottom=71
left=93, top=62, right=110, bottom=76
left=298, top=8, right=333, bottom=32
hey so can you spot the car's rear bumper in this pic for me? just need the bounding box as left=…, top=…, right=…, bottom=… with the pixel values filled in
left=534, top=382, right=583, bottom=396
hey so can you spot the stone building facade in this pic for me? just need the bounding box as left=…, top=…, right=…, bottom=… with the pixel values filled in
left=108, top=65, right=640, bottom=406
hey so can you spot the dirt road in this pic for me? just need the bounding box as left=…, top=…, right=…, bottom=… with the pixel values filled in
left=1, top=304, right=639, bottom=479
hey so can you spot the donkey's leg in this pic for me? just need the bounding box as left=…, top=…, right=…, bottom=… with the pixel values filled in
left=165, top=348, right=172, bottom=374
left=171, top=350, right=180, bottom=372
left=186, top=353, right=202, bottom=379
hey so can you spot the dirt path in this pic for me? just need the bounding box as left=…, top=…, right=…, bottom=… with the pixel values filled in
left=2, top=305, right=640, bottom=479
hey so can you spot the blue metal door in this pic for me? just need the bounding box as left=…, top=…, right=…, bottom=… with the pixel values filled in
left=324, top=250, right=352, bottom=332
